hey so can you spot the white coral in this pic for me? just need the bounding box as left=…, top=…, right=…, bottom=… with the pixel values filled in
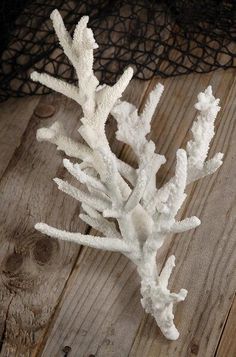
left=31, top=10, right=223, bottom=340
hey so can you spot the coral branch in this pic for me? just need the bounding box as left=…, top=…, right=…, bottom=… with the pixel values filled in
left=187, top=152, right=224, bottom=183
left=170, top=216, right=201, bottom=233
left=140, top=83, right=164, bottom=125
left=124, top=169, right=147, bottom=213
left=93, top=68, right=134, bottom=126
left=50, top=10, right=98, bottom=116
left=54, top=178, right=110, bottom=212
left=116, top=159, right=137, bottom=185
left=187, top=86, right=222, bottom=183
left=79, top=212, right=121, bottom=239
left=35, top=223, right=129, bottom=252
left=32, top=9, right=224, bottom=341
left=155, top=149, right=187, bottom=218
left=159, top=255, right=176, bottom=287
left=63, top=159, right=107, bottom=193
left=140, top=254, right=188, bottom=340
left=31, top=72, right=82, bottom=105
left=36, top=122, right=91, bottom=160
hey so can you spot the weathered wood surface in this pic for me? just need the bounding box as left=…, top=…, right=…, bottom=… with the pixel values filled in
left=216, top=295, right=236, bottom=357
left=0, top=96, right=39, bottom=179
left=0, top=70, right=235, bottom=357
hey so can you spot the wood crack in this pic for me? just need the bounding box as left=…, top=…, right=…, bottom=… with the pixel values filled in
left=214, top=293, right=236, bottom=357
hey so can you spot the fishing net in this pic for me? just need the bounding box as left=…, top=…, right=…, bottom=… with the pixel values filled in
left=0, top=0, right=236, bottom=101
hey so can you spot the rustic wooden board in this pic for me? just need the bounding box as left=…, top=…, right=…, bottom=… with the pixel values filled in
left=0, top=81, right=151, bottom=356
left=35, top=69, right=236, bottom=357
left=0, top=69, right=235, bottom=357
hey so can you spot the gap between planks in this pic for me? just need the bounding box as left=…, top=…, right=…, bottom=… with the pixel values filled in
left=214, top=293, right=236, bottom=357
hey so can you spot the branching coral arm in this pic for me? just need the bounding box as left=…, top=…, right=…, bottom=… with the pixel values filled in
left=51, top=10, right=98, bottom=116
left=35, top=223, right=129, bottom=253
left=188, top=152, right=224, bottom=183
left=80, top=203, right=122, bottom=239
left=169, top=216, right=201, bottom=233
left=141, top=151, right=166, bottom=204
left=111, top=83, right=164, bottom=157
left=124, top=169, right=147, bottom=213
left=186, top=86, right=223, bottom=184
left=157, top=149, right=187, bottom=218
left=63, top=159, right=107, bottom=193
left=36, top=122, right=92, bottom=160
left=92, top=68, right=134, bottom=127
left=79, top=213, right=121, bottom=239
left=140, top=83, right=164, bottom=128
left=31, top=72, right=82, bottom=105
left=158, top=256, right=187, bottom=303
left=169, top=149, right=188, bottom=216
left=116, top=159, right=137, bottom=186
left=54, top=178, right=110, bottom=212
left=158, top=255, right=177, bottom=287
left=140, top=254, right=188, bottom=340
left=111, top=84, right=166, bottom=202
left=31, top=10, right=98, bottom=114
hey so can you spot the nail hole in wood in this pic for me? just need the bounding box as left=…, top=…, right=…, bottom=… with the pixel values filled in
left=34, top=104, right=56, bottom=119
left=62, top=345, right=71, bottom=356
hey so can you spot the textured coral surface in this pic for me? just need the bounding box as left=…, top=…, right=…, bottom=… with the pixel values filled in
left=31, top=10, right=223, bottom=340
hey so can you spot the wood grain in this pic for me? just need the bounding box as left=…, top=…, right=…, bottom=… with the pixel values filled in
left=0, top=81, right=150, bottom=356
left=216, top=295, right=236, bottom=357
left=0, top=96, right=39, bottom=179
left=38, top=69, right=236, bottom=357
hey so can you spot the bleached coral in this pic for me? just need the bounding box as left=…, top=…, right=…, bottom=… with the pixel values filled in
left=31, top=9, right=223, bottom=340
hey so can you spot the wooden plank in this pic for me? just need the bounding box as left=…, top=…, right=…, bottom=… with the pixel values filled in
left=215, top=295, right=236, bottom=357
left=39, top=69, right=235, bottom=357
left=0, top=80, right=150, bottom=356
left=0, top=96, right=39, bottom=178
